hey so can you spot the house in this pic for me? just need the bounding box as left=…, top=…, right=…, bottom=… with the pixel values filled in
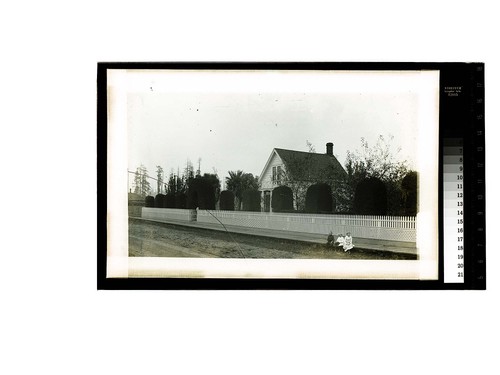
left=258, top=142, right=347, bottom=212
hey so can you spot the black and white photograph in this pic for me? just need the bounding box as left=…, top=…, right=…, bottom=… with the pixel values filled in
left=2, top=1, right=498, bottom=375
left=105, top=66, right=439, bottom=280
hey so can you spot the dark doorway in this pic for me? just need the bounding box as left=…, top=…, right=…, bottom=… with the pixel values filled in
left=264, top=191, right=271, bottom=212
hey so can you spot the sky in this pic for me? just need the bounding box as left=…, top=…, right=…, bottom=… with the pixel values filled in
left=123, top=70, right=426, bottom=192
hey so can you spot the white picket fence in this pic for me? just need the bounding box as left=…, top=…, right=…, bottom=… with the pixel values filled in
left=141, top=208, right=416, bottom=243
left=197, top=211, right=416, bottom=243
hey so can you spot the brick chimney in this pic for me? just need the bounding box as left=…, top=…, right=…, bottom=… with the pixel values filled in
left=326, top=142, right=333, bottom=156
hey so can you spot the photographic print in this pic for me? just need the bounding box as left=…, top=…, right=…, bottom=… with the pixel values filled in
left=103, top=64, right=440, bottom=282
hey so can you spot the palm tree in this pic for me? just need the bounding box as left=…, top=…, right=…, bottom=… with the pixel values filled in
left=226, top=170, right=244, bottom=210
left=225, top=170, right=259, bottom=210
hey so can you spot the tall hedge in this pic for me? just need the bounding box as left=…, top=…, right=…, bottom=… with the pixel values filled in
left=175, top=192, right=187, bottom=209
left=145, top=195, right=155, bottom=208
left=353, top=177, right=387, bottom=215
left=401, top=171, right=418, bottom=216
left=271, top=186, right=293, bottom=212
left=187, top=189, right=198, bottom=209
left=305, top=183, right=333, bottom=214
left=219, top=190, right=235, bottom=211
left=154, top=194, right=166, bottom=208
left=187, top=177, right=216, bottom=210
left=242, top=189, right=261, bottom=212
left=165, top=193, right=176, bottom=208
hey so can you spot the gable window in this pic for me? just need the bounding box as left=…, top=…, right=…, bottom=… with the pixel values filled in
left=272, top=165, right=282, bottom=183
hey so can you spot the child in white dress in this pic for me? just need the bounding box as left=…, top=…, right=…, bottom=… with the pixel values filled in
left=343, top=232, right=354, bottom=252
left=335, top=234, right=345, bottom=249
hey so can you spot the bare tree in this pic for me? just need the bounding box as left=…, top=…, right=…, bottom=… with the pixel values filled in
left=156, top=166, right=164, bottom=194
left=345, top=135, right=410, bottom=182
left=133, top=164, right=151, bottom=197
left=196, top=158, right=202, bottom=177
left=184, top=159, right=194, bottom=180
left=306, top=140, right=316, bottom=153
left=345, top=134, right=412, bottom=214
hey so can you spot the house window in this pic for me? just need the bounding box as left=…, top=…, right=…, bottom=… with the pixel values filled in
left=272, top=165, right=282, bottom=183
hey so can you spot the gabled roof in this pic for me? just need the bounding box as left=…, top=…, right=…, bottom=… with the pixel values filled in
left=274, top=148, right=347, bottom=182
left=258, top=147, right=346, bottom=185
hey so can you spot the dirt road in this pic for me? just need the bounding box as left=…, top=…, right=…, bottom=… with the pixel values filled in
left=128, top=219, right=416, bottom=260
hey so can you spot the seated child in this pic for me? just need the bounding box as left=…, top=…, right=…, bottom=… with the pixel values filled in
left=335, top=234, right=345, bottom=249
left=327, top=231, right=335, bottom=248
left=343, top=232, right=354, bottom=252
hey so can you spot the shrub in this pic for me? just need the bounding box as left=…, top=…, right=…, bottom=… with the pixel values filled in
left=201, top=184, right=216, bottom=210
left=187, top=189, right=198, bottom=209
left=305, top=183, right=333, bottom=214
left=401, top=171, right=418, bottom=216
left=353, top=177, right=387, bottom=215
left=242, top=189, right=261, bottom=212
left=271, top=186, right=293, bottom=212
left=165, top=193, right=176, bottom=208
left=154, top=194, right=166, bottom=208
left=187, top=177, right=216, bottom=210
left=145, top=195, right=155, bottom=208
left=219, top=190, right=235, bottom=211
left=175, top=192, right=187, bottom=209
left=385, top=181, right=404, bottom=216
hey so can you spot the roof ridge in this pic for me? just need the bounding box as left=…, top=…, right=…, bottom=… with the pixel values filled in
left=275, top=148, right=339, bottom=161
left=274, top=147, right=347, bottom=175
left=275, top=148, right=330, bottom=156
